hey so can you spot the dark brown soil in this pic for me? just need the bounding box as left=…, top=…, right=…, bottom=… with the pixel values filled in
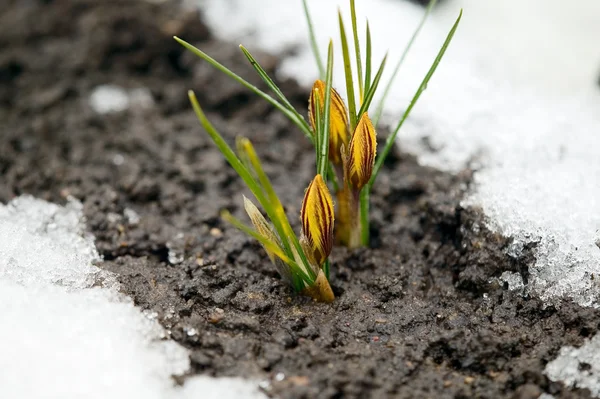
left=1, top=1, right=597, bottom=398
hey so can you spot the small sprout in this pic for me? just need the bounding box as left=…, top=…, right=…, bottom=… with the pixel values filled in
left=308, top=80, right=350, bottom=165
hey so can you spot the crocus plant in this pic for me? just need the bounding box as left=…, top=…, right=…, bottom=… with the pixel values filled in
left=176, top=0, right=461, bottom=301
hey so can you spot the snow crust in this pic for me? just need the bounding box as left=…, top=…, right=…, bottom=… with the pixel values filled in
left=0, top=195, right=265, bottom=399
left=546, top=334, right=600, bottom=396
left=200, top=0, right=600, bottom=308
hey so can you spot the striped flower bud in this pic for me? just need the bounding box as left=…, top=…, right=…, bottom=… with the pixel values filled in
left=300, top=174, right=334, bottom=267
left=345, top=112, right=377, bottom=191
left=308, top=79, right=351, bottom=165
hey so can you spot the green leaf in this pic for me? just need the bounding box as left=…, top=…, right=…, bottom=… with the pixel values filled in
left=373, top=0, right=439, bottom=126
left=350, top=0, right=363, bottom=100
left=302, top=0, right=325, bottom=79
left=313, top=88, right=323, bottom=173
left=188, top=91, right=294, bottom=258
left=338, top=10, right=358, bottom=131
left=239, top=45, right=312, bottom=135
left=370, top=9, right=463, bottom=188
left=357, top=53, right=388, bottom=121
left=175, top=36, right=312, bottom=140
left=237, top=138, right=315, bottom=280
left=364, top=21, right=372, bottom=95
left=318, top=41, right=334, bottom=178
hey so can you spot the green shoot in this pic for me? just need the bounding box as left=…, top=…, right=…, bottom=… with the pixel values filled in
left=317, top=41, right=335, bottom=177
left=338, top=9, right=358, bottom=130
left=174, top=37, right=312, bottom=141
left=302, top=0, right=325, bottom=79
left=364, top=21, right=373, bottom=95
left=350, top=0, right=363, bottom=100
left=188, top=90, right=335, bottom=301
left=370, top=9, right=463, bottom=189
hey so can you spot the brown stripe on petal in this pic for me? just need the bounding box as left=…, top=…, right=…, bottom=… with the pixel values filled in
left=308, top=80, right=350, bottom=165
left=300, top=174, right=334, bottom=267
left=328, top=87, right=351, bottom=165
left=345, top=112, right=377, bottom=191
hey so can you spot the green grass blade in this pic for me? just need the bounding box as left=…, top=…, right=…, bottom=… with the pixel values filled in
left=221, top=210, right=313, bottom=285
left=314, top=91, right=323, bottom=173
left=318, top=41, right=334, bottom=177
left=350, top=0, right=363, bottom=100
left=373, top=0, right=438, bottom=126
left=188, top=91, right=294, bottom=257
left=338, top=9, right=358, bottom=131
left=238, top=45, right=298, bottom=112
left=238, top=138, right=315, bottom=280
left=364, top=21, right=372, bottom=95
left=239, top=45, right=312, bottom=135
left=302, top=0, right=325, bottom=79
left=175, top=36, right=312, bottom=139
left=357, top=53, right=387, bottom=120
left=188, top=91, right=262, bottom=202
left=370, top=9, right=462, bottom=188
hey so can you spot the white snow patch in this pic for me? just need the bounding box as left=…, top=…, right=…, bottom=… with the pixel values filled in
left=0, top=195, right=265, bottom=399
left=546, top=334, right=600, bottom=397
left=200, top=0, right=600, bottom=307
left=89, top=85, right=154, bottom=114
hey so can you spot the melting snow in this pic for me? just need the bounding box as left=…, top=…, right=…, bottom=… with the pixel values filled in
left=0, top=195, right=265, bottom=399
left=89, top=84, right=154, bottom=114
left=546, top=335, right=600, bottom=396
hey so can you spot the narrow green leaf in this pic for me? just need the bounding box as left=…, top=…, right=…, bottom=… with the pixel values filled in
left=349, top=0, right=363, bottom=100
left=175, top=36, right=312, bottom=140
left=302, top=0, right=326, bottom=79
left=318, top=41, right=334, bottom=178
left=364, top=21, right=372, bottom=95
left=338, top=10, right=358, bottom=131
left=373, top=0, right=438, bottom=126
left=313, top=90, right=323, bottom=174
left=357, top=53, right=388, bottom=120
left=370, top=9, right=462, bottom=188
left=188, top=91, right=260, bottom=202
left=188, top=91, right=293, bottom=257
left=239, top=45, right=311, bottom=135
left=238, top=138, right=316, bottom=280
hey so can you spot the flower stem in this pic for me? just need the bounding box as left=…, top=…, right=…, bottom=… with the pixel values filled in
left=359, top=188, right=370, bottom=246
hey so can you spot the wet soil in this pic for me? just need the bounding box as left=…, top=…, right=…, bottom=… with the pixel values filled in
left=1, top=1, right=598, bottom=398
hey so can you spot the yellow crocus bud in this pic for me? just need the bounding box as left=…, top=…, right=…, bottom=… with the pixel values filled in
left=345, top=112, right=377, bottom=191
left=308, top=79, right=351, bottom=165
left=300, top=174, right=334, bottom=267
